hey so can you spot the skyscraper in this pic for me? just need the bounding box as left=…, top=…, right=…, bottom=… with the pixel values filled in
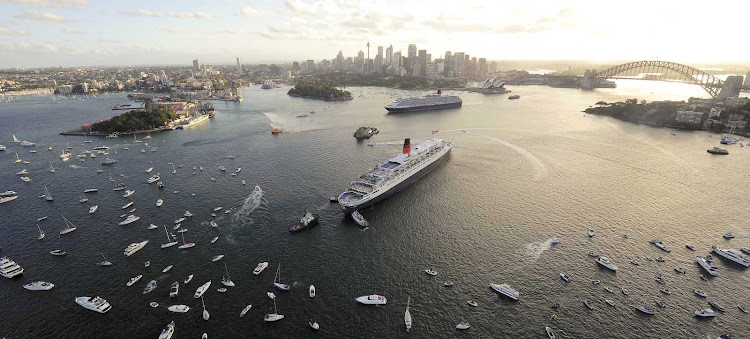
left=392, top=51, right=401, bottom=68
left=453, top=52, right=464, bottom=77
left=336, top=51, right=344, bottom=70
left=236, top=57, right=242, bottom=73
left=306, top=60, right=315, bottom=73
left=385, top=45, right=393, bottom=66
left=192, top=58, right=200, bottom=70
left=478, top=58, right=487, bottom=76
left=377, top=46, right=383, bottom=65
left=407, top=44, right=417, bottom=73
left=489, top=61, right=497, bottom=73
left=418, top=49, right=427, bottom=76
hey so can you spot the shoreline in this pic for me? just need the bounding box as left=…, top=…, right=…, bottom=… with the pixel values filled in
left=583, top=110, right=750, bottom=138
left=287, top=93, right=352, bottom=101
left=60, top=128, right=168, bottom=137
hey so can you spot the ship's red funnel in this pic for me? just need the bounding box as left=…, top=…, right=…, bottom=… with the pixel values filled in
left=402, top=138, right=411, bottom=154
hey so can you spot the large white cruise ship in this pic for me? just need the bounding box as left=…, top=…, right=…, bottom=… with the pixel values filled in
left=0, top=256, right=24, bottom=278
left=338, top=136, right=452, bottom=211
left=124, top=240, right=149, bottom=257
left=712, top=246, right=750, bottom=267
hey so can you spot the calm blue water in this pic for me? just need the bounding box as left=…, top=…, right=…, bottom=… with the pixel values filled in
left=0, top=81, right=748, bottom=338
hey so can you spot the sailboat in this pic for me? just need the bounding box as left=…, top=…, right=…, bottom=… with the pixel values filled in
left=171, top=163, right=176, bottom=174
left=43, top=186, right=53, bottom=201
left=13, top=135, right=20, bottom=143
left=264, top=298, right=284, bottom=322
left=273, top=264, right=290, bottom=291
left=37, top=224, right=45, bottom=240
left=96, top=165, right=103, bottom=173
left=49, top=161, right=55, bottom=173
left=14, top=152, right=21, bottom=163
left=84, top=134, right=92, bottom=143
left=405, top=296, right=412, bottom=332
left=99, top=254, right=112, bottom=266
left=202, top=296, right=210, bottom=321
left=161, top=225, right=179, bottom=248
left=222, top=263, right=235, bottom=287
left=59, top=215, right=77, bottom=235
left=178, top=232, right=195, bottom=249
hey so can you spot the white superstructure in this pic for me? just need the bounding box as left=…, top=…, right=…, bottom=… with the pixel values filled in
left=0, top=257, right=24, bottom=278
left=490, top=283, right=519, bottom=301
left=75, top=296, right=112, bottom=313
left=123, top=240, right=148, bottom=256
left=712, top=247, right=750, bottom=267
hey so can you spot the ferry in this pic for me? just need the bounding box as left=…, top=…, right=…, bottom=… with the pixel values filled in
left=338, top=134, right=452, bottom=211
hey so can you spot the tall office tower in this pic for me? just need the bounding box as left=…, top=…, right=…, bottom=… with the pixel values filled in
left=306, top=60, right=315, bottom=72
left=192, top=58, right=200, bottom=70
left=468, top=57, right=477, bottom=78
left=444, top=51, right=452, bottom=77
left=453, top=52, right=464, bottom=77
left=377, top=46, right=383, bottom=65
left=236, top=57, right=242, bottom=73
left=336, top=51, right=344, bottom=70
left=386, top=45, right=393, bottom=66
left=292, top=61, right=300, bottom=73
left=478, top=58, right=487, bottom=76
left=407, top=44, right=417, bottom=73
left=392, top=51, right=401, bottom=68
left=418, top=49, right=427, bottom=76
left=489, top=61, right=497, bottom=73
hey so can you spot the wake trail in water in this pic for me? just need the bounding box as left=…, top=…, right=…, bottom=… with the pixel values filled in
left=231, top=189, right=265, bottom=224
left=522, top=238, right=557, bottom=263
left=467, top=131, right=548, bottom=180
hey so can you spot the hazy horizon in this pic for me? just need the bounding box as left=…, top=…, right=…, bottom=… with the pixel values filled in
left=1, top=0, right=749, bottom=68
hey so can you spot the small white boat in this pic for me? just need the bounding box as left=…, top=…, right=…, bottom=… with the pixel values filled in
left=23, top=281, right=55, bottom=291
left=254, top=262, right=269, bottom=275
left=588, top=229, right=594, bottom=237
left=213, top=206, right=222, bottom=212
left=211, top=236, right=219, bottom=244
left=156, top=199, right=163, bottom=207
left=240, top=304, right=252, bottom=317
left=123, top=190, right=135, bottom=198
left=158, top=321, right=174, bottom=339
left=184, top=210, right=193, bottom=217
left=546, top=326, right=556, bottom=339
left=356, top=295, right=387, bottom=305
left=148, top=224, right=158, bottom=230
left=174, top=217, right=185, bottom=224
left=217, top=288, right=227, bottom=293
left=444, top=281, right=454, bottom=287
left=143, top=280, right=157, bottom=294
left=127, top=275, right=143, bottom=287
left=170, top=281, right=179, bottom=298
left=456, top=322, right=470, bottom=330
left=467, top=300, right=478, bottom=307
left=184, top=274, right=194, bottom=284
left=723, top=232, right=735, bottom=239
left=221, top=263, right=235, bottom=287
left=267, top=292, right=276, bottom=299
left=309, top=322, right=319, bottom=330
left=351, top=210, right=369, bottom=227
left=89, top=205, right=98, bottom=214
left=59, top=216, right=77, bottom=235
left=272, top=264, right=290, bottom=291
left=144, top=261, right=150, bottom=267
left=210, top=220, right=218, bottom=228
left=168, top=305, right=190, bottom=313
left=99, top=254, right=112, bottom=266
left=202, top=296, right=210, bottom=320
left=425, top=269, right=437, bottom=276
left=621, top=287, right=629, bottom=295
left=83, top=188, right=98, bottom=193
left=212, top=255, right=224, bottom=262
left=75, top=296, right=112, bottom=313
left=194, top=280, right=211, bottom=298
left=309, top=285, right=316, bottom=298
left=695, top=308, right=716, bottom=317
left=121, top=201, right=134, bottom=209
left=162, top=265, right=173, bottom=273
left=560, top=273, right=570, bottom=282
left=605, top=299, right=615, bottom=307
left=694, top=289, right=707, bottom=298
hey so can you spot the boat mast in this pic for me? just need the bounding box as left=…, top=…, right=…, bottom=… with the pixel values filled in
left=224, top=263, right=231, bottom=281
left=164, top=225, right=171, bottom=241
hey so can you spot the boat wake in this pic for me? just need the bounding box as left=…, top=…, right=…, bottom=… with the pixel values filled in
left=522, top=238, right=557, bottom=263
left=68, top=164, right=85, bottom=169
left=467, top=131, right=547, bottom=180
left=263, top=112, right=327, bottom=133
left=230, top=188, right=267, bottom=224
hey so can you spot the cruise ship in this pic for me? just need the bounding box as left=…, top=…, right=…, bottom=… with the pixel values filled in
left=124, top=240, right=148, bottom=256
left=338, top=136, right=452, bottom=211
left=0, top=256, right=24, bottom=278
left=385, top=91, right=462, bottom=113
left=712, top=246, right=750, bottom=267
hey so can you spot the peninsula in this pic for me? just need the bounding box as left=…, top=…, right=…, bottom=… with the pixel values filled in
left=287, top=79, right=352, bottom=101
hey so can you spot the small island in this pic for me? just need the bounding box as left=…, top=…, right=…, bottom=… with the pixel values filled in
left=90, top=106, right=176, bottom=134
left=287, top=78, right=352, bottom=101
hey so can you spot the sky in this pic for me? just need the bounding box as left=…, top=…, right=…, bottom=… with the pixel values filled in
left=0, top=0, right=749, bottom=68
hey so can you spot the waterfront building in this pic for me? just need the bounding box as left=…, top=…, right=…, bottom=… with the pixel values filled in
left=675, top=110, right=704, bottom=124
left=744, top=72, right=750, bottom=88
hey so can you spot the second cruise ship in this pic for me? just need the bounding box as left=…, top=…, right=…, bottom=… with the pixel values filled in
left=385, top=91, right=462, bottom=113
left=338, top=135, right=453, bottom=211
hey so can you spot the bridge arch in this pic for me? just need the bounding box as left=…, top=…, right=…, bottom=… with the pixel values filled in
left=595, top=61, right=724, bottom=98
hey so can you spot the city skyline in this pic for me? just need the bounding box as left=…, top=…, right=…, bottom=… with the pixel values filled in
left=1, top=0, right=749, bottom=68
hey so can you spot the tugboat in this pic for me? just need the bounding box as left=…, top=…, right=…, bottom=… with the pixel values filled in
left=354, top=127, right=379, bottom=140
left=271, top=128, right=282, bottom=135
left=707, top=147, right=729, bottom=155
left=289, top=211, right=320, bottom=233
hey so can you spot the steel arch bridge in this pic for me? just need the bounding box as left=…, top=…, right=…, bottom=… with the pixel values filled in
left=596, top=61, right=724, bottom=98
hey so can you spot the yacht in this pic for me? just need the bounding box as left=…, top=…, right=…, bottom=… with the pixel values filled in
left=147, top=174, right=160, bottom=184
left=156, top=199, right=163, bottom=207
left=121, top=201, right=134, bottom=209
left=102, top=157, right=118, bottom=165
left=118, top=215, right=140, bottom=225
left=0, top=257, right=24, bottom=278
left=0, top=190, right=17, bottom=197
left=708, top=301, right=725, bottom=312
left=99, top=254, right=112, bottom=266
left=50, top=249, right=66, bottom=256
left=0, top=196, right=18, bottom=204
left=123, top=190, right=135, bottom=198
left=723, top=232, right=735, bottom=239
left=88, top=205, right=98, bottom=214
left=127, top=275, right=142, bottom=287
left=124, top=240, right=148, bottom=256
left=83, top=188, right=98, bottom=193
left=490, top=283, right=519, bottom=301
left=20, top=140, right=36, bottom=147
left=212, top=255, right=224, bottom=262
left=351, top=210, right=369, bottom=227
left=143, top=280, right=157, bottom=294
left=222, top=263, right=235, bottom=287
left=42, top=186, right=53, bottom=201
left=264, top=298, right=284, bottom=322
left=178, top=232, right=195, bottom=249
left=184, top=274, right=194, bottom=284
left=697, top=255, right=719, bottom=276
left=694, top=289, right=708, bottom=298
left=254, top=262, right=269, bottom=275
left=636, top=304, right=655, bottom=315
left=712, top=246, right=750, bottom=267
left=168, top=305, right=190, bottom=313
left=170, top=282, right=179, bottom=298
left=75, top=296, right=112, bottom=313
left=356, top=295, right=388, bottom=305
left=23, top=281, right=54, bottom=291
left=560, top=273, right=570, bottom=282
left=158, top=321, right=175, bottom=339
left=309, top=285, right=316, bottom=298
left=596, top=257, right=618, bottom=271
left=162, top=265, right=173, bottom=273
left=651, top=239, right=671, bottom=252
left=160, top=225, right=179, bottom=248
left=695, top=308, right=716, bottom=317
left=194, top=280, right=211, bottom=298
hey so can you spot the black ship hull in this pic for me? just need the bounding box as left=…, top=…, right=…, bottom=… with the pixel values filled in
left=385, top=102, right=462, bottom=113
left=289, top=214, right=319, bottom=233
left=341, top=148, right=451, bottom=212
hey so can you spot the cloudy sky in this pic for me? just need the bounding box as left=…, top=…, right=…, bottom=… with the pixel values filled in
left=0, top=0, right=748, bottom=68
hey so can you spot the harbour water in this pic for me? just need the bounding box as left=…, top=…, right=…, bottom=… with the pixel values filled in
left=0, top=81, right=748, bottom=338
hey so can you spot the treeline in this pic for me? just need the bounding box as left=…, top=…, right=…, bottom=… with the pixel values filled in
left=92, top=107, right=176, bottom=133
left=287, top=78, right=352, bottom=101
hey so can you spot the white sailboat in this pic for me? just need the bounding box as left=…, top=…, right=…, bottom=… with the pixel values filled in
left=49, top=161, right=55, bottom=173
left=99, top=254, right=112, bottom=266
left=178, top=232, right=195, bottom=249
left=43, top=186, right=53, bottom=201
left=171, top=163, right=176, bottom=174
left=405, top=296, right=412, bottom=332
left=202, top=296, right=210, bottom=321
left=59, top=216, right=77, bottom=235
left=96, top=164, right=103, bottom=173
left=264, top=298, right=284, bottom=322
left=12, top=135, right=20, bottom=143
left=161, top=225, right=179, bottom=248
left=222, top=263, right=235, bottom=287
left=273, top=264, right=290, bottom=291
left=37, top=223, right=45, bottom=240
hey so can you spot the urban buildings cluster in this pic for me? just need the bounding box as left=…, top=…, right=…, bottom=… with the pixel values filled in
left=288, top=42, right=497, bottom=80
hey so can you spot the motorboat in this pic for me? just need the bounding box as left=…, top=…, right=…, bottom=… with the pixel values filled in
left=23, top=281, right=54, bottom=291
left=309, top=285, right=316, bottom=298
left=694, top=289, right=707, bottom=298
left=674, top=266, right=685, bottom=274
left=127, top=275, right=143, bottom=287
left=356, top=295, right=387, bottom=305
left=121, top=202, right=134, bottom=209
left=158, top=321, right=175, bottom=339
left=147, top=174, right=160, bottom=184
left=621, top=287, right=629, bottom=295
left=490, top=283, right=519, bottom=301
left=254, top=262, right=269, bottom=275
left=75, top=296, right=112, bottom=313
left=143, top=280, right=157, bottom=294
left=309, top=322, right=320, bottom=330
left=596, top=257, right=618, bottom=271
left=351, top=210, right=369, bottom=227
left=184, top=210, right=193, bottom=217
left=267, top=292, right=276, bottom=299
left=637, top=304, right=655, bottom=315
left=604, top=299, right=614, bottom=307
left=742, top=247, right=750, bottom=255
left=184, top=274, right=193, bottom=284
left=213, top=207, right=222, bottom=212
left=695, top=308, right=716, bottom=317
left=174, top=217, right=186, bottom=224
left=588, top=229, right=594, bottom=237
left=145, top=261, right=150, bottom=267
left=604, top=287, right=614, bottom=294
left=148, top=224, right=158, bottom=230
left=588, top=252, right=599, bottom=257
left=0, top=257, right=23, bottom=279
left=211, top=237, right=219, bottom=244
left=550, top=238, right=560, bottom=245
left=168, top=305, right=190, bottom=313
left=162, top=265, right=173, bottom=273
left=659, top=289, right=671, bottom=295
left=210, top=221, right=218, bottom=228
left=651, top=239, right=671, bottom=252
left=656, top=257, right=665, bottom=262
left=560, top=273, right=570, bottom=282
left=708, top=301, right=725, bottom=312
left=444, top=281, right=454, bottom=287
left=467, top=300, right=478, bottom=307
left=156, top=199, right=163, bottom=207
left=212, top=255, right=224, bottom=262
left=583, top=300, right=594, bottom=309
left=83, top=188, right=98, bottom=193
left=723, top=232, right=735, bottom=239
left=150, top=302, right=159, bottom=308
left=0, top=196, right=18, bottom=204
left=0, top=190, right=17, bottom=197
left=456, top=322, right=470, bottom=330
left=217, top=288, right=227, bottom=293
left=697, top=255, right=719, bottom=276
left=686, top=244, right=695, bottom=251
left=425, top=269, right=438, bottom=276
left=738, top=305, right=749, bottom=314
left=123, top=240, right=149, bottom=257
left=546, top=326, right=556, bottom=339
left=119, top=215, right=140, bottom=226
left=194, top=280, right=211, bottom=298
left=170, top=282, right=179, bottom=298
left=20, top=176, right=31, bottom=182
left=240, top=305, right=252, bottom=317
left=89, top=205, right=98, bottom=214
left=712, top=246, right=750, bottom=267
left=123, top=190, right=135, bottom=198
